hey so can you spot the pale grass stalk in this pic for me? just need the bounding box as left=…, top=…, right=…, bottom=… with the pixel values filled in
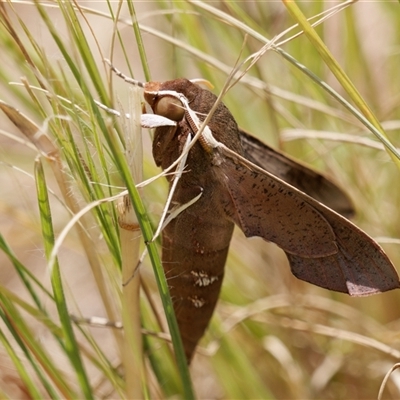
left=378, top=363, right=400, bottom=400
left=117, top=86, right=144, bottom=399
left=222, top=298, right=400, bottom=358
left=281, top=129, right=388, bottom=151
left=277, top=318, right=400, bottom=359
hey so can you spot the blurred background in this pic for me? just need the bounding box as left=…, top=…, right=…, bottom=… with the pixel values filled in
left=0, top=1, right=400, bottom=399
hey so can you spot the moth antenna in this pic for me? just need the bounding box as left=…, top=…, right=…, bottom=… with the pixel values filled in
left=104, top=59, right=145, bottom=88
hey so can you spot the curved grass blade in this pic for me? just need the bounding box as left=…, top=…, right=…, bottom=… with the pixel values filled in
left=34, top=158, right=93, bottom=399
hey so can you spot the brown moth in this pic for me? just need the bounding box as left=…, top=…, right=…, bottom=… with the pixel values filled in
left=134, top=77, right=399, bottom=363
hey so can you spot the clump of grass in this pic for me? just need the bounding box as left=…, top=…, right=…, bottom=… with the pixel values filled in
left=0, top=1, right=399, bottom=399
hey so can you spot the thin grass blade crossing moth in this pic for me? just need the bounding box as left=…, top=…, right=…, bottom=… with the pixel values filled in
left=109, top=64, right=400, bottom=363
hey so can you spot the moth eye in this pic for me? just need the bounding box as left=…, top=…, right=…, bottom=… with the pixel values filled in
left=154, top=96, right=184, bottom=121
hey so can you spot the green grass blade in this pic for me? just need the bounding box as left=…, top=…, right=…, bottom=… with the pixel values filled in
left=185, top=1, right=400, bottom=161
left=0, top=294, right=70, bottom=398
left=34, top=158, right=94, bottom=399
left=0, top=233, right=54, bottom=304
left=0, top=327, right=44, bottom=399
left=126, top=0, right=151, bottom=81
left=0, top=286, right=61, bottom=337
left=282, top=0, right=400, bottom=166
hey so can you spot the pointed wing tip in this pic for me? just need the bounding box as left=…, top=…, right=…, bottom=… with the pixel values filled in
left=347, top=280, right=400, bottom=297
left=288, top=253, right=400, bottom=297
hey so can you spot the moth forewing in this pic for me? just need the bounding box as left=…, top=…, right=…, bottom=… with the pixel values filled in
left=239, top=129, right=355, bottom=218
left=211, top=142, right=399, bottom=295
left=209, top=140, right=337, bottom=258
